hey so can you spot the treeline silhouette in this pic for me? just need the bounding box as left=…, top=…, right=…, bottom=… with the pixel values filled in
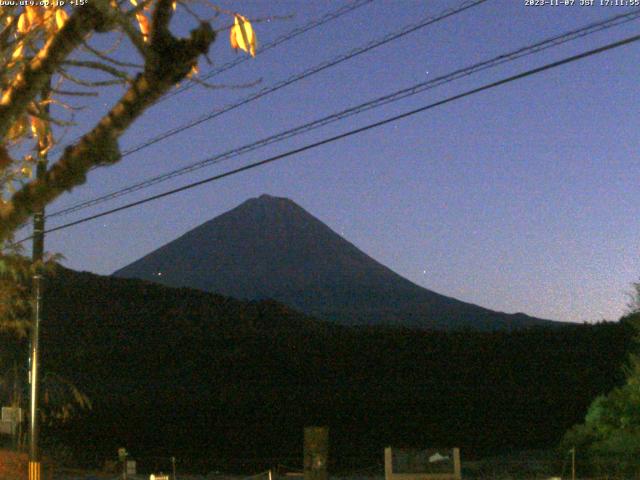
left=22, top=267, right=633, bottom=470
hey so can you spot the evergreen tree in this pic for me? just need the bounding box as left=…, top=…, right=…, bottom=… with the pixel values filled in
left=561, top=310, right=640, bottom=477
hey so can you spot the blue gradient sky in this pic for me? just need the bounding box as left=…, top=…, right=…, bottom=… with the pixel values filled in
left=30, top=0, right=640, bottom=323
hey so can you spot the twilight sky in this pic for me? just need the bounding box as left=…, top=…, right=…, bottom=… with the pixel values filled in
left=23, top=0, right=640, bottom=323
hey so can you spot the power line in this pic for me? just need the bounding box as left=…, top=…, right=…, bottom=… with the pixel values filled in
left=47, top=9, right=640, bottom=219
left=20, top=32, right=639, bottom=243
left=52, top=0, right=485, bottom=159
left=45, top=0, right=490, bottom=218
left=165, top=0, right=376, bottom=100
left=48, top=0, right=375, bottom=156
left=117, top=0, right=489, bottom=158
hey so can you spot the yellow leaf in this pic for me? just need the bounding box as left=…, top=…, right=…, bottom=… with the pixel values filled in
left=17, top=13, right=29, bottom=33
left=11, top=41, right=24, bottom=61
left=129, top=0, right=151, bottom=10
left=24, top=7, right=38, bottom=23
left=55, top=8, right=67, bottom=30
left=186, top=63, right=198, bottom=78
left=30, top=115, right=46, bottom=140
left=229, top=26, right=238, bottom=50
left=135, top=11, right=150, bottom=41
left=26, top=6, right=44, bottom=29
left=230, top=14, right=256, bottom=57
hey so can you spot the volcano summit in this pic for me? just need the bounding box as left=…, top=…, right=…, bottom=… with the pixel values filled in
left=114, top=194, right=556, bottom=330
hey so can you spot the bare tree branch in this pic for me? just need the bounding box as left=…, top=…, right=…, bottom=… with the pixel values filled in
left=82, top=39, right=142, bottom=68
left=62, top=59, right=133, bottom=82
left=114, top=9, right=148, bottom=58
left=189, top=75, right=262, bottom=90
left=51, top=89, right=99, bottom=97
left=58, top=68, right=128, bottom=87
left=0, top=21, right=216, bottom=242
left=0, top=4, right=112, bottom=140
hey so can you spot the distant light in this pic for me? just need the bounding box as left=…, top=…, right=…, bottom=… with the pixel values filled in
left=157, top=272, right=163, bottom=276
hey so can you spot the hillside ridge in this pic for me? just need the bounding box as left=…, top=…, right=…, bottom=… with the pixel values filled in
left=114, top=194, right=558, bottom=330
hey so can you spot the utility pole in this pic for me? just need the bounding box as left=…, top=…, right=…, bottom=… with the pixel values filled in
left=29, top=85, right=49, bottom=480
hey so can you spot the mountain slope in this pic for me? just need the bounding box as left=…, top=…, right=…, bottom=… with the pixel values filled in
left=114, top=194, right=556, bottom=330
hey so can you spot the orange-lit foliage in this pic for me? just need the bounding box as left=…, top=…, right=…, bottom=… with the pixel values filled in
left=0, top=1, right=258, bottom=330
left=230, top=14, right=256, bottom=57
left=0, top=0, right=261, bottom=441
left=0, top=2, right=257, bottom=244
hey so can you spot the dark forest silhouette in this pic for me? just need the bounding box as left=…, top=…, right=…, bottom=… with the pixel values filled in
left=2, top=267, right=627, bottom=470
